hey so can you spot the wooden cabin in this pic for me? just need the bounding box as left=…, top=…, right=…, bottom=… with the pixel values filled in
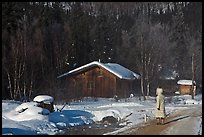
left=58, top=61, right=140, bottom=99
left=177, top=80, right=196, bottom=95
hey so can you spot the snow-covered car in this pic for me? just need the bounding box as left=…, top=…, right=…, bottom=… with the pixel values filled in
left=14, top=95, right=55, bottom=116
left=33, top=95, right=55, bottom=112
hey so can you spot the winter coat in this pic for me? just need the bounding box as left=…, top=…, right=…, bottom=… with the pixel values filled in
left=155, top=88, right=166, bottom=118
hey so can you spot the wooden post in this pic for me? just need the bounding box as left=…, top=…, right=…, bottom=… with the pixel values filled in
left=144, top=114, right=147, bottom=123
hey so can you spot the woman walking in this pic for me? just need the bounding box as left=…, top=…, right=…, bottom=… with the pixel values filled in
left=155, top=87, right=166, bottom=125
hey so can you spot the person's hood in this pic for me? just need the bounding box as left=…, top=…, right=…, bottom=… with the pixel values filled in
left=156, top=88, right=163, bottom=95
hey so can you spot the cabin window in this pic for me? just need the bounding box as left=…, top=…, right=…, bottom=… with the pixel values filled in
left=87, top=81, right=95, bottom=89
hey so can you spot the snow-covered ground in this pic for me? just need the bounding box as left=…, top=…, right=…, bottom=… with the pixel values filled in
left=2, top=94, right=202, bottom=135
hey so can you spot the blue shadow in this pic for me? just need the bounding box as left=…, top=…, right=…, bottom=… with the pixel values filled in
left=2, top=128, right=37, bottom=135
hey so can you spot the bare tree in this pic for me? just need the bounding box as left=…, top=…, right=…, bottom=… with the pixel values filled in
left=129, top=10, right=170, bottom=100
left=187, top=32, right=202, bottom=98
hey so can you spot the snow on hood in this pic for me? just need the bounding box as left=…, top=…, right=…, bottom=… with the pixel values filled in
left=33, top=95, right=54, bottom=103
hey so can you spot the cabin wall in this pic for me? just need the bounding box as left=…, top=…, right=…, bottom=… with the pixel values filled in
left=66, top=67, right=117, bottom=98
left=179, top=85, right=192, bottom=95
left=132, top=79, right=141, bottom=95
left=116, top=79, right=134, bottom=98
left=98, top=67, right=116, bottom=97
left=62, top=66, right=139, bottom=100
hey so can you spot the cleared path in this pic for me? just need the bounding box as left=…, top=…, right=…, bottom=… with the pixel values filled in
left=116, top=105, right=202, bottom=135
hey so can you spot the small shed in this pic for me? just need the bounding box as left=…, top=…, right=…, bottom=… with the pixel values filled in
left=33, top=95, right=54, bottom=112
left=177, top=80, right=196, bottom=95
left=58, top=61, right=140, bottom=99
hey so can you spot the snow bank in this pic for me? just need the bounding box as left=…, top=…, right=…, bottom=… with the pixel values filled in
left=24, top=106, right=50, bottom=115
left=5, top=107, right=49, bottom=122
left=15, top=102, right=38, bottom=112
left=97, top=102, right=143, bottom=108
left=92, top=109, right=121, bottom=122
left=185, top=99, right=201, bottom=104
left=170, top=94, right=202, bottom=105
left=2, top=118, right=37, bottom=135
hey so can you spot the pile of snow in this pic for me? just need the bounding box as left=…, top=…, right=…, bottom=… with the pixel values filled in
left=5, top=102, right=50, bottom=122
left=92, top=109, right=121, bottom=122
left=184, top=94, right=202, bottom=105
left=166, top=94, right=202, bottom=105
left=15, top=102, right=38, bottom=112
left=185, top=99, right=200, bottom=104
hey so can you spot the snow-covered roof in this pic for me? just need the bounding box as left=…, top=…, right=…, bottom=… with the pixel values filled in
left=57, top=61, right=140, bottom=80
left=177, top=80, right=196, bottom=85
left=33, top=95, right=54, bottom=103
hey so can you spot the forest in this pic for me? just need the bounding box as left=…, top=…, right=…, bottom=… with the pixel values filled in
left=2, top=2, right=202, bottom=101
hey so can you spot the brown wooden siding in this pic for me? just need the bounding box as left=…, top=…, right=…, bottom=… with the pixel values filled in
left=99, top=67, right=116, bottom=97
left=62, top=65, right=139, bottom=100
left=116, top=79, right=133, bottom=98
left=66, top=66, right=119, bottom=98
left=179, top=85, right=192, bottom=95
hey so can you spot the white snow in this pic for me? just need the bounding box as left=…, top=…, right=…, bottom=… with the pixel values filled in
left=161, top=116, right=202, bottom=135
left=33, top=95, right=54, bottom=103
left=104, top=63, right=140, bottom=79
left=15, top=102, right=38, bottom=112
left=2, top=94, right=202, bottom=135
left=177, top=80, right=195, bottom=85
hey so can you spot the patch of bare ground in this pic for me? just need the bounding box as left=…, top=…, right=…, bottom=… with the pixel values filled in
left=59, top=123, right=122, bottom=135
left=116, top=117, right=175, bottom=135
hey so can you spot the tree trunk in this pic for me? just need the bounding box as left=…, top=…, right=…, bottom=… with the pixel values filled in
left=191, top=53, right=195, bottom=99
left=23, top=81, right=26, bottom=100
left=147, top=82, right=150, bottom=98
left=140, top=76, right=145, bottom=100
left=7, top=72, right=13, bottom=99
left=29, top=70, right=34, bottom=101
left=140, top=33, right=146, bottom=101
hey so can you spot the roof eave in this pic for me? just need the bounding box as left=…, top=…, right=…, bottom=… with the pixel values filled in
left=57, top=61, right=140, bottom=80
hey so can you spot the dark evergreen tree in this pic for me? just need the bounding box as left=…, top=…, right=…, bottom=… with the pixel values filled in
left=69, top=2, right=91, bottom=67
left=2, top=2, right=202, bottom=100
left=169, top=4, right=191, bottom=79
